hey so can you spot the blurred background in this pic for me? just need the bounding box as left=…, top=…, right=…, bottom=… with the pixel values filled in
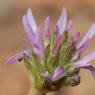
left=0, top=0, right=95, bottom=95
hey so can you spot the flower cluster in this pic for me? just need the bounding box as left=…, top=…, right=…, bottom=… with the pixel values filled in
left=6, top=8, right=95, bottom=92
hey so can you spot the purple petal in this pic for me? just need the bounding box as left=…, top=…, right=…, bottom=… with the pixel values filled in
left=23, top=50, right=32, bottom=57
left=33, top=47, right=44, bottom=58
left=56, top=8, right=67, bottom=35
left=77, top=39, right=90, bottom=53
left=84, top=65, right=95, bottom=78
left=36, top=27, right=44, bottom=53
left=27, top=8, right=37, bottom=34
left=45, top=16, right=50, bottom=38
left=73, top=32, right=80, bottom=42
left=55, top=35, right=61, bottom=54
left=67, top=20, right=73, bottom=33
left=22, top=15, right=35, bottom=46
left=89, top=66, right=95, bottom=78
left=51, top=67, right=66, bottom=81
left=54, top=25, right=59, bottom=34
left=73, top=62, right=91, bottom=69
left=42, top=71, right=49, bottom=79
left=77, top=23, right=95, bottom=49
left=5, top=53, right=23, bottom=64
left=22, top=38, right=33, bottom=46
left=73, top=51, right=95, bottom=68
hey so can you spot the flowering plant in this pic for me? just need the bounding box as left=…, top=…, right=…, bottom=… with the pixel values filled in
left=6, top=8, right=95, bottom=95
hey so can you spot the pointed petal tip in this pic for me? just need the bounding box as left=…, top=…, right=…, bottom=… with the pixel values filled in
left=73, top=32, right=80, bottom=42
left=62, top=7, right=67, bottom=12
left=61, top=7, right=67, bottom=17
left=67, top=20, right=73, bottom=32
left=5, top=53, right=23, bottom=64
left=22, top=14, right=35, bottom=45
left=27, top=8, right=32, bottom=13
left=56, top=7, right=67, bottom=35
left=46, top=16, right=50, bottom=20
left=45, top=16, right=50, bottom=37
left=69, top=20, right=73, bottom=23
left=45, top=16, right=50, bottom=24
left=26, top=7, right=37, bottom=34
left=51, top=67, right=66, bottom=81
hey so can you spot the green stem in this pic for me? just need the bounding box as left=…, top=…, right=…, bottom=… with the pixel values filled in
left=27, top=72, right=46, bottom=95
left=27, top=87, right=39, bottom=95
left=27, top=86, right=47, bottom=95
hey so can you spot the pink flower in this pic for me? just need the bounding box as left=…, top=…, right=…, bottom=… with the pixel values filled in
left=5, top=8, right=95, bottom=88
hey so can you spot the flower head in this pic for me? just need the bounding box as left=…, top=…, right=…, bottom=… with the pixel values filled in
left=6, top=8, right=95, bottom=92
